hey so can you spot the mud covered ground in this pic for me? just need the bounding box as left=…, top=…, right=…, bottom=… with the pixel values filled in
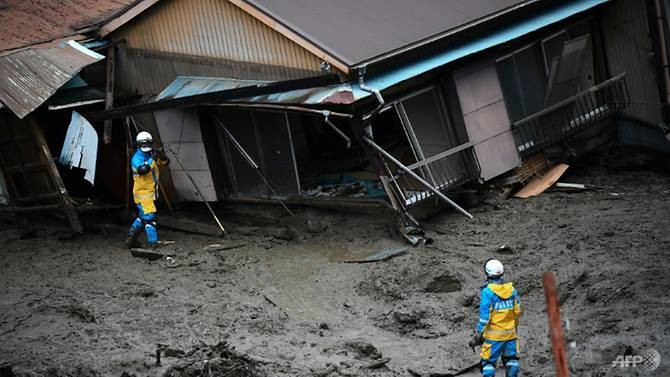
left=0, top=148, right=669, bottom=377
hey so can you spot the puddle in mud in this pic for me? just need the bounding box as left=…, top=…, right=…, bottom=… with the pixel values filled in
left=425, top=274, right=462, bottom=293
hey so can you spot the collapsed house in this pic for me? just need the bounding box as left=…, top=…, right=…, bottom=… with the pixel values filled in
left=1, top=0, right=670, bottom=232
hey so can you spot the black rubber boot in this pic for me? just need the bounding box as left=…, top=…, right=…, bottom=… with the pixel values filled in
left=126, top=236, right=141, bottom=249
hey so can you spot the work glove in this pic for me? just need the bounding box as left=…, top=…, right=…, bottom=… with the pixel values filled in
left=153, top=148, right=170, bottom=165
left=469, top=332, right=484, bottom=351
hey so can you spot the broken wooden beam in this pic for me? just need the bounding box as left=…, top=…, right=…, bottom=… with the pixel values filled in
left=543, top=272, right=569, bottom=377
left=29, top=118, right=83, bottom=234
left=103, top=45, right=115, bottom=144
left=160, top=216, right=224, bottom=237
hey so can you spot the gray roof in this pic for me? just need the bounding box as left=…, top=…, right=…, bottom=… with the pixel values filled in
left=246, top=0, right=531, bottom=67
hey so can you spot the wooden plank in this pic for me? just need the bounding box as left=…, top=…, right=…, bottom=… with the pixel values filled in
left=103, top=45, right=116, bottom=144
left=160, top=216, right=224, bottom=237
left=543, top=272, right=569, bottom=377
left=28, top=118, right=83, bottom=234
left=98, top=0, right=162, bottom=36
left=16, top=192, right=60, bottom=202
left=0, top=204, right=60, bottom=213
left=343, top=247, right=409, bottom=263
left=5, top=122, right=40, bottom=204
left=0, top=135, right=32, bottom=145
left=5, top=162, right=47, bottom=175
left=513, top=163, right=569, bottom=199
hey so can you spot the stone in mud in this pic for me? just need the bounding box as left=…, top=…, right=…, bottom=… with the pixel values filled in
left=457, top=293, right=476, bottom=307
left=345, top=339, right=382, bottom=360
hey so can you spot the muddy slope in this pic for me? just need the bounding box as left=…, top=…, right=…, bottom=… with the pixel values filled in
left=0, top=148, right=668, bottom=377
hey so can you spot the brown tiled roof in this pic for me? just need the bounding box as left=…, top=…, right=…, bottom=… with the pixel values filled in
left=0, top=0, right=139, bottom=52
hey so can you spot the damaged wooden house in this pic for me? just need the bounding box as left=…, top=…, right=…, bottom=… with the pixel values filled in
left=2, top=0, right=670, bottom=231
left=0, top=0, right=147, bottom=233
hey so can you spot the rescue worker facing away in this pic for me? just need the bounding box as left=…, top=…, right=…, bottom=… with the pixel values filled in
left=126, top=131, right=169, bottom=249
left=469, top=259, right=521, bottom=377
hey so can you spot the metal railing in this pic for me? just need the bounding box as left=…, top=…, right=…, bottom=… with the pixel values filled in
left=512, top=73, right=630, bottom=156
left=386, top=144, right=479, bottom=207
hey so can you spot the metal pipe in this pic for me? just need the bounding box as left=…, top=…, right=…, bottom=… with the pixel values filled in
left=654, top=0, right=670, bottom=105
left=162, top=143, right=229, bottom=239
left=213, top=117, right=296, bottom=217
left=214, top=103, right=353, bottom=118
left=363, top=137, right=473, bottom=219
left=323, top=111, right=351, bottom=148
left=357, top=65, right=385, bottom=119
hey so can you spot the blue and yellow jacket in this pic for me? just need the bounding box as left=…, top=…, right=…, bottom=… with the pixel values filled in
left=476, top=280, right=521, bottom=341
left=131, top=149, right=166, bottom=212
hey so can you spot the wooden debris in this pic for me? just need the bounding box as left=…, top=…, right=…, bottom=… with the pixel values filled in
left=203, top=243, right=247, bottom=252
left=343, top=247, right=408, bottom=263
left=160, top=216, right=224, bottom=237
left=543, top=272, right=569, bottom=377
left=130, top=248, right=163, bottom=261
left=514, top=163, right=569, bottom=198
left=366, top=357, right=391, bottom=369
left=235, top=226, right=293, bottom=240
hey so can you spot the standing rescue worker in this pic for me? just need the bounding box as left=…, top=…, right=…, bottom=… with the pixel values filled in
left=469, top=259, right=521, bottom=377
left=126, top=131, right=169, bottom=249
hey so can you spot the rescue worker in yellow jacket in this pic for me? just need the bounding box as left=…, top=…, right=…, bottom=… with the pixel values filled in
left=126, top=131, right=169, bottom=249
left=469, top=259, right=521, bottom=377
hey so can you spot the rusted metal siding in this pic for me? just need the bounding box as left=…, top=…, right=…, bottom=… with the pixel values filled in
left=0, top=40, right=104, bottom=119
left=602, top=0, right=663, bottom=123
left=111, top=0, right=325, bottom=95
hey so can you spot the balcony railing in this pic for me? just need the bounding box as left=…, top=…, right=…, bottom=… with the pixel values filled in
left=512, top=73, right=630, bottom=156
left=386, top=143, right=480, bottom=207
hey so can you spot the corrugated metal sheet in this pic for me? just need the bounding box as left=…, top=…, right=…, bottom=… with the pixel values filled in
left=245, top=0, right=531, bottom=66
left=155, top=75, right=356, bottom=105
left=59, top=111, right=98, bottom=184
left=0, top=40, right=105, bottom=119
left=602, top=0, right=663, bottom=123
left=112, top=0, right=324, bottom=74
left=0, top=0, right=138, bottom=52
left=156, top=76, right=269, bottom=100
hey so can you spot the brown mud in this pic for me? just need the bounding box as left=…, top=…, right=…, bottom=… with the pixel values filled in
left=0, top=148, right=669, bottom=377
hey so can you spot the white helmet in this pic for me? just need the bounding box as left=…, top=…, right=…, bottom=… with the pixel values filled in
left=136, top=131, right=153, bottom=152
left=484, top=259, right=504, bottom=278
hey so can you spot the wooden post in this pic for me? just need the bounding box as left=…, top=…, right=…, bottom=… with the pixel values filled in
left=124, top=118, right=132, bottom=212
left=28, top=118, right=83, bottom=234
left=103, top=45, right=115, bottom=144
left=543, top=272, right=570, bottom=377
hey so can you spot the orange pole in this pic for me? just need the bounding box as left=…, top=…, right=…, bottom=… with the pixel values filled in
left=543, top=272, right=569, bottom=377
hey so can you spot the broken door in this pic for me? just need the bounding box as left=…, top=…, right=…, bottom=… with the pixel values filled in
left=454, top=62, right=520, bottom=181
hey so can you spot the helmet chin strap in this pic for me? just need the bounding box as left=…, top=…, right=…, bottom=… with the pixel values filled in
left=140, top=147, right=153, bottom=153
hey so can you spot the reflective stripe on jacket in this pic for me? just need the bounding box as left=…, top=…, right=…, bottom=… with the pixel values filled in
left=476, top=280, right=521, bottom=341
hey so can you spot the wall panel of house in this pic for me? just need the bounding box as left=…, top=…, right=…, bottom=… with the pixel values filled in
left=602, top=0, right=663, bottom=123
left=155, top=108, right=217, bottom=202
left=112, top=0, right=327, bottom=95
left=454, top=62, right=520, bottom=181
